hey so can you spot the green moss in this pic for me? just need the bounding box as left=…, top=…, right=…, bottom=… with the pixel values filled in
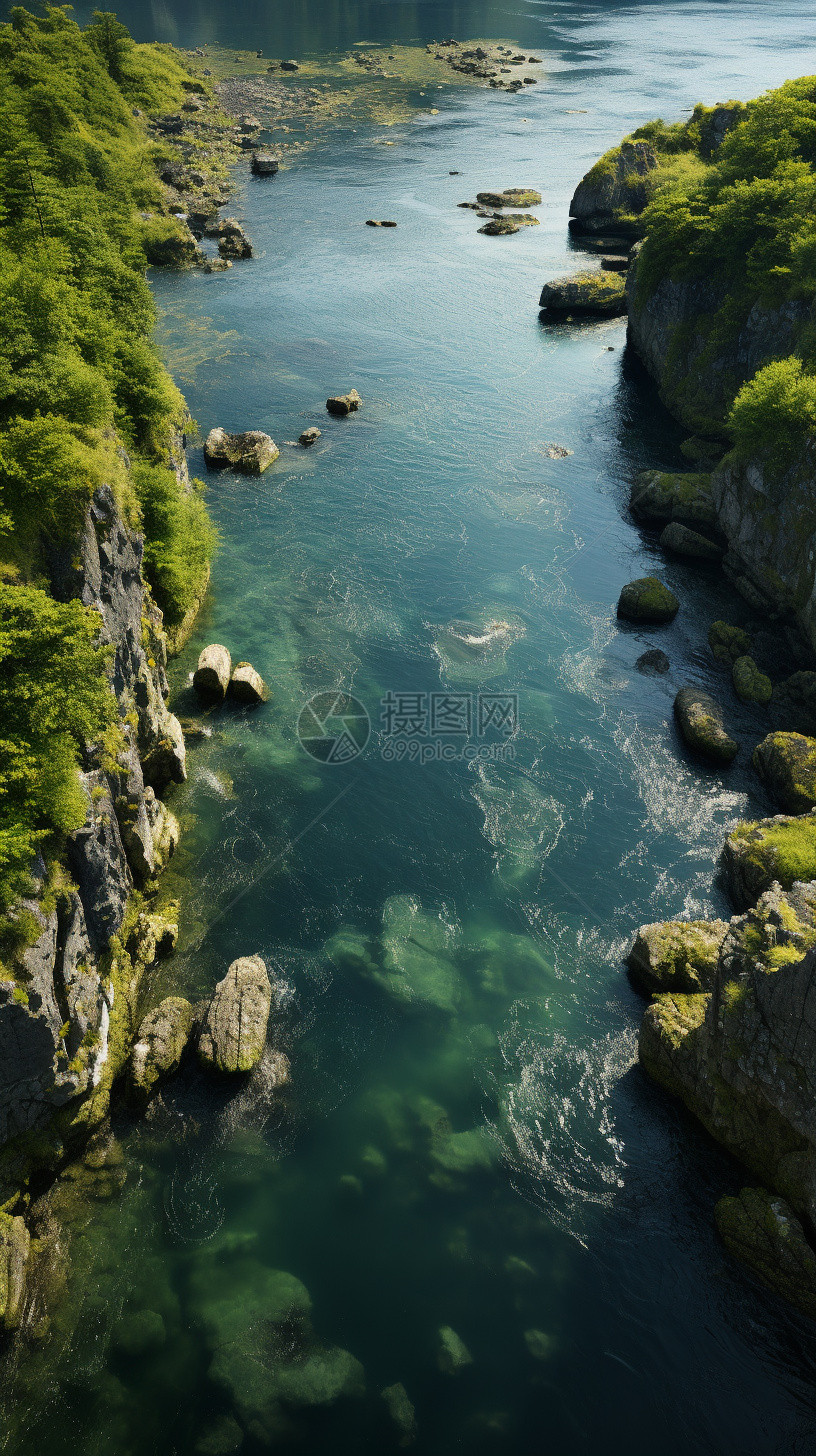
left=733, top=814, right=816, bottom=889
left=709, top=620, right=752, bottom=665
left=732, top=655, right=773, bottom=705
left=617, top=575, right=679, bottom=623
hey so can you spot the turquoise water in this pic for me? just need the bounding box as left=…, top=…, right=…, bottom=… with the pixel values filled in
left=8, top=2, right=816, bottom=1453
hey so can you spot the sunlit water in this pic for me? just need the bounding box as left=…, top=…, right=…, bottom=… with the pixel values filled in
left=7, top=3, right=816, bottom=1453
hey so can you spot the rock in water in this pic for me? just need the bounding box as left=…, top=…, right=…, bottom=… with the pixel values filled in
left=674, top=687, right=738, bottom=763
left=198, top=955, right=273, bottom=1073
left=437, top=1325, right=472, bottom=1373
left=251, top=153, right=279, bottom=176
left=227, top=661, right=268, bottom=705
left=381, top=1383, right=417, bottom=1445
left=130, top=997, right=194, bottom=1100
left=0, top=1214, right=29, bottom=1331
left=539, top=271, right=627, bottom=316
left=636, top=648, right=670, bottom=675
left=479, top=217, right=521, bottom=235
left=732, top=655, right=772, bottom=706
left=659, top=521, right=723, bottom=561
left=193, top=644, right=232, bottom=699
left=629, top=470, right=716, bottom=529
left=569, top=139, right=658, bottom=234
left=715, top=1187, right=816, bottom=1316
left=476, top=188, right=541, bottom=207
left=708, top=620, right=752, bottom=665
left=217, top=219, right=252, bottom=259
left=326, top=390, right=362, bottom=416
left=627, top=919, right=728, bottom=994
left=753, top=731, right=816, bottom=814
left=203, top=428, right=279, bottom=474
left=617, top=577, right=679, bottom=623
left=722, top=811, right=816, bottom=908
left=299, top=427, right=321, bottom=447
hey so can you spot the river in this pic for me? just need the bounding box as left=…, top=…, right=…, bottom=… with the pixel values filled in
left=7, top=2, right=816, bottom=1453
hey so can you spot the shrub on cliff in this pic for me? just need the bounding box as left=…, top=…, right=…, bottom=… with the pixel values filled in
left=728, top=358, right=816, bottom=470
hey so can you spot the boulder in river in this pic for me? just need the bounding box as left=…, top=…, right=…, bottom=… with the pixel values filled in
left=204, top=428, right=279, bottom=473
left=299, top=426, right=321, bottom=447
left=130, top=996, right=194, bottom=1101
left=753, top=731, right=816, bottom=815
left=674, top=686, right=738, bottom=763
left=617, top=576, right=679, bottom=623
left=627, top=918, right=728, bottom=995
left=227, top=661, right=268, bottom=705
left=539, top=271, right=627, bottom=316
left=326, top=390, right=362, bottom=416
left=659, top=521, right=723, bottom=561
left=198, top=955, right=274, bottom=1073
left=251, top=153, right=279, bottom=176
left=193, top=644, right=232, bottom=699
left=709, top=620, right=752, bottom=666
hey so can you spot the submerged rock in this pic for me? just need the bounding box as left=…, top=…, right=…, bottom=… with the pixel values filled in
left=129, top=996, right=194, bottom=1101
left=111, top=1307, right=167, bottom=1357
left=627, top=919, right=728, bottom=994
left=659, top=521, right=723, bottom=561
left=715, top=1186, right=816, bottom=1316
left=636, top=648, right=670, bottom=675
left=674, top=687, right=738, bottom=763
left=524, top=1328, right=556, bottom=1360
left=539, top=271, right=627, bottom=316
left=617, top=576, right=679, bottom=624
left=733, top=655, right=773, bottom=706
left=198, top=955, right=274, bottom=1073
left=194, top=644, right=232, bottom=699
left=326, top=389, right=362, bottom=416
left=381, top=1383, right=417, bottom=1445
left=709, top=620, right=752, bottom=666
left=204, top=428, right=279, bottom=474
left=227, top=662, right=268, bottom=705
left=753, top=731, right=816, bottom=814
left=438, top=1325, right=472, bottom=1374
left=722, top=811, right=816, bottom=908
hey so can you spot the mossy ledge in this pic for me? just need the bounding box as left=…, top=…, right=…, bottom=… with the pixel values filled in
left=0, top=7, right=223, bottom=1333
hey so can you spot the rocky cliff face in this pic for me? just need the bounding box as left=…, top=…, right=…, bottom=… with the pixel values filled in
left=0, top=482, right=185, bottom=1199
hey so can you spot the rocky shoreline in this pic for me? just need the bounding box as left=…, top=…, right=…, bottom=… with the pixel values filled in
left=551, top=92, right=816, bottom=1313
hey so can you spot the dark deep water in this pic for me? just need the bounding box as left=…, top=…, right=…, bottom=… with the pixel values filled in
left=7, top=2, right=816, bottom=1454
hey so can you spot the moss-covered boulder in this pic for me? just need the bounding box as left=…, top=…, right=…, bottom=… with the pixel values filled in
left=715, top=1186, right=816, bottom=1316
left=477, top=188, right=542, bottom=207
left=659, top=521, right=723, bottom=561
left=129, top=996, right=194, bottom=1101
left=630, top=470, right=716, bottom=528
left=709, top=620, right=752, bottom=666
left=753, top=732, right=816, bottom=815
left=539, top=271, right=626, bottom=317
left=636, top=648, right=670, bottom=674
left=617, top=576, right=679, bottom=624
left=437, top=1325, right=472, bottom=1374
left=722, top=811, right=816, bottom=908
left=381, top=1383, right=417, bottom=1446
left=733, top=655, right=773, bottom=706
left=627, top=918, right=728, bottom=995
left=569, top=139, right=658, bottom=234
left=674, top=686, right=738, bottom=763
left=198, top=955, right=274, bottom=1073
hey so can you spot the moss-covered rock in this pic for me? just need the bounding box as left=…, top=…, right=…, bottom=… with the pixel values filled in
left=569, top=139, right=658, bottom=234
left=627, top=918, right=728, bottom=994
left=732, top=655, right=773, bottom=706
left=674, top=686, right=738, bottom=763
left=659, top=521, right=723, bottom=560
left=709, top=620, right=752, bottom=666
left=381, top=1382, right=417, bottom=1446
left=0, top=1211, right=30, bottom=1331
left=753, top=731, right=816, bottom=814
left=129, top=996, right=193, bottom=1101
left=636, top=647, right=670, bottom=674
left=715, top=1186, right=816, bottom=1315
left=630, top=470, right=716, bottom=528
left=617, top=576, right=679, bottom=624
left=524, top=1328, right=557, bottom=1360
left=198, top=955, right=274, bottom=1073
left=539, top=271, right=627, bottom=317
left=437, top=1325, right=472, bottom=1373
left=722, top=812, right=816, bottom=908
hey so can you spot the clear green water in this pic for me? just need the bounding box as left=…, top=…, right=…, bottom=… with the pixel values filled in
left=8, top=2, right=816, bottom=1453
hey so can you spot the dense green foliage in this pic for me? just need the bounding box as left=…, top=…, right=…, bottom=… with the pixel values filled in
left=0, top=7, right=216, bottom=915
left=729, top=358, right=816, bottom=468
left=0, top=584, right=117, bottom=913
